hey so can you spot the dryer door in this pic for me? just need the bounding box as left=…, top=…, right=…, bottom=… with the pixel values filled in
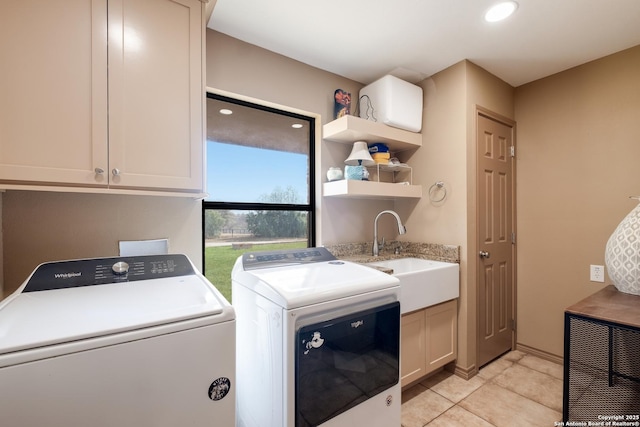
left=295, top=301, right=400, bottom=427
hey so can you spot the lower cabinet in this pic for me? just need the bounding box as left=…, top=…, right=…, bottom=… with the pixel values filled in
left=400, top=299, right=458, bottom=387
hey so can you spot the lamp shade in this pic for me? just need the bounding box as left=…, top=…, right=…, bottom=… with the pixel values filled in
left=344, top=141, right=375, bottom=166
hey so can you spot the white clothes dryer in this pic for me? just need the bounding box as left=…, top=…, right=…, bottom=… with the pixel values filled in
left=232, top=247, right=401, bottom=427
left=0, top=254, right=235, bottom=427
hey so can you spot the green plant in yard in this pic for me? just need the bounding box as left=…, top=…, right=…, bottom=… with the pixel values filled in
left=204, top=241, right=306, bottom=302
left=204, top=210, right=229, bottom=238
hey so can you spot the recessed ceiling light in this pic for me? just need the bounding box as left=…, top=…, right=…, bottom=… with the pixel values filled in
left=291, top=123, right=303, bottom=129
left=219, top=108, right=233, bottom=115
left=485, top=1, right=518, bottom=22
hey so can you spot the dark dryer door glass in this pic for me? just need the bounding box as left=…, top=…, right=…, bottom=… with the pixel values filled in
left=295, top=302, right=400, bottom=427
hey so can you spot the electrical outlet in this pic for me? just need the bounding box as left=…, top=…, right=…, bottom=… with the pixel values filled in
left=590, top=265, right=605, bottom=283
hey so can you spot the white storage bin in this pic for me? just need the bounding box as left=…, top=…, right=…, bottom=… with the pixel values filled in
left=358, top=75, right=423, bottom=133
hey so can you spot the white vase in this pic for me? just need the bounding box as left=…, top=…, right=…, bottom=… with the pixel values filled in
left=605, top=197, right=640, bottom=295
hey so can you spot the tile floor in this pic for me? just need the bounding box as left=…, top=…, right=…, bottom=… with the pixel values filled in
left=401, top=350, right=564, bottom=427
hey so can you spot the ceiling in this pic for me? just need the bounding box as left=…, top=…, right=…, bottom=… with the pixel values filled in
left=207, top=0, right=640, bottom=87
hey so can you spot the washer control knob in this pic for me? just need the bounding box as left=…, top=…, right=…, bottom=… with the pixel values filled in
left=112, top=261, right=129, bottom=275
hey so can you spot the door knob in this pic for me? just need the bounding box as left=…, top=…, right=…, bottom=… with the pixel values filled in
left=479, top=251, right=491, bottom=259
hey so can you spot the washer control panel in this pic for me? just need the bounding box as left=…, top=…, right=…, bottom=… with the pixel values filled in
left=23, top=254, right=195, bottom=292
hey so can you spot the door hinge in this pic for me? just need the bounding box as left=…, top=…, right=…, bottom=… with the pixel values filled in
left=511, top=232, right=516, bottom=244
left=510, top=146, right=515, bottom=157
left=510, top=319, right=517, bottom=331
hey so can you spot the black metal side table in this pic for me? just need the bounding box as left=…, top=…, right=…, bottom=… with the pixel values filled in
left=563, top=286, right=640, bottom=423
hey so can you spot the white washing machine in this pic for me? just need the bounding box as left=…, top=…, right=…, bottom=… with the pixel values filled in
left=231, top=247, right=401, bottom=427
left=0, top=254, right=235, bottom=427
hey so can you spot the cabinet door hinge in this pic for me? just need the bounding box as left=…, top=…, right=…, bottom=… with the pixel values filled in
left=510, top=146, right=515, bottom=157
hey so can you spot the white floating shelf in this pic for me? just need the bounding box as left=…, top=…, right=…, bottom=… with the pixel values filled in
left=323, top=180, right=422, bottom=199
left=323, top=115, right=421, bottom=152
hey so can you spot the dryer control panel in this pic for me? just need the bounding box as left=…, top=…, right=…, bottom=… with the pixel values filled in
left=23, top=254, right=195, bottom=292
left=241, top=247, right=336, bottom=270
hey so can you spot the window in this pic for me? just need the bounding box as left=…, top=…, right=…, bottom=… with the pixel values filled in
left=203, top=93, right=316, bottom=301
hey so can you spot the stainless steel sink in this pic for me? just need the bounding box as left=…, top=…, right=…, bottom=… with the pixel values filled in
left=366, top=258, right=459, bottom=314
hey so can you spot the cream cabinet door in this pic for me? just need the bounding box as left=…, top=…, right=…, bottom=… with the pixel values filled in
left=425, top=299, right=458, bottom=371
left=0, top=0, right=109, bottom=186
left=401, top=299, right=458, bottom=388
left=400, top=309, right=426, bottom=387
left=107, top=0, right=203, bottom=192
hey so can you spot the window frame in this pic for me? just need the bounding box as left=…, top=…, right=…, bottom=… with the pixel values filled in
left=202, top=92, right=317, bottom=267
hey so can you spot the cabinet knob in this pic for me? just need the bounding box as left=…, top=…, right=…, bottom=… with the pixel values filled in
left=112, top=168, right=121, bottom=176
left=94, top=167, right=105, bottom=175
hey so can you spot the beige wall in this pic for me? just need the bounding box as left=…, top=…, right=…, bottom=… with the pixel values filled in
left=514, top=45, right=640, bottom=357
left=398, top=61, right=469, bottom=366
left=206, top=31, right=362, bottom=127
left=2, top=191, right=202, bottom=296
left=205, top=30, right=397, bottom=245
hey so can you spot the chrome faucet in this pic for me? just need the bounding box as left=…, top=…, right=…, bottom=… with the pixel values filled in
left=373, top=210, right=407, bottom=256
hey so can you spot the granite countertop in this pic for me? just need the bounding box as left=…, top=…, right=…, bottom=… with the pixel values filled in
left=323, top=241, right=460, bottom=265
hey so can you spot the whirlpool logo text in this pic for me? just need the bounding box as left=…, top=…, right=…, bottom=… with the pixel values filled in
left=54, top=272, right=82, bottom=279
left=351, top=320, right=364, bottom=328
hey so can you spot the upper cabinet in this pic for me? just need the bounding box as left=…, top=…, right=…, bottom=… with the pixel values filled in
left=108, top=0, right=203, bottom=191
left=0, top=0, right=109, bottom=187
left=0, top=0, right=204, bottom=194
left=322, top=115, right=422, bottom=199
